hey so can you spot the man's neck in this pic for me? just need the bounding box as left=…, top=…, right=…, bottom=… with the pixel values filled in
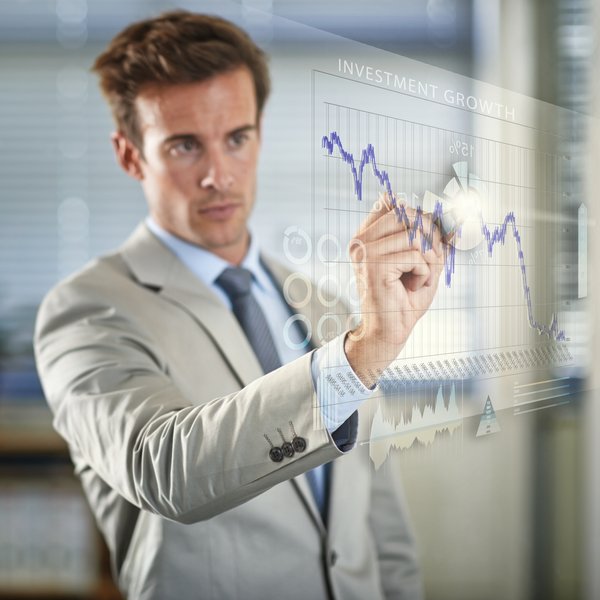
left=209, top=236, right=250, bottom=266
left=146, top=216, right=252, bottom=266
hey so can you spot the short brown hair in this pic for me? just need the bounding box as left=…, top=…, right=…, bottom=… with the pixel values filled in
left=92, top=10, right=270, bottom=149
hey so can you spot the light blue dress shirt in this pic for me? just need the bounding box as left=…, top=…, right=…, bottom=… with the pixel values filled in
left=145, top=217, right=376, bottom=513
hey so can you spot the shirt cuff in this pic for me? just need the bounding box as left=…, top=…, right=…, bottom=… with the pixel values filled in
left=311, top=331, right=378, bottom=433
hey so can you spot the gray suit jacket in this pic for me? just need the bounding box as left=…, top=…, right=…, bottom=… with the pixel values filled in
left=34, top=223, right=423, bottom=600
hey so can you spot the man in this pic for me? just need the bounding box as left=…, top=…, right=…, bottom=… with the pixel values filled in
left=34, top=10, right=444, bottom=600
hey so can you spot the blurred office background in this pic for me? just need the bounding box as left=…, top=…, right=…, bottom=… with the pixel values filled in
left=0, top=0, right=598, bottom=598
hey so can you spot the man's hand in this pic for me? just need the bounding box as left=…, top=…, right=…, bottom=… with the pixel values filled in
left=344, top=194, right=445, bottom=388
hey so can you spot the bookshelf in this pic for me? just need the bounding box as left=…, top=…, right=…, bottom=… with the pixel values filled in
left=0, top=400, right=122, bottom=600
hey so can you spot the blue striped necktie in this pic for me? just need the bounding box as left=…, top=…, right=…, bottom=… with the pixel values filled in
left=215, top=267, right=281, bottom=375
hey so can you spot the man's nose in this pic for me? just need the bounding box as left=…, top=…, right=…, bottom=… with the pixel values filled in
left=200, top=150, right=234, bottom=191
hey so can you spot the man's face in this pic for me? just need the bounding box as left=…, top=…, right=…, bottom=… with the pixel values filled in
left=118, top=67, right=261, bottom=263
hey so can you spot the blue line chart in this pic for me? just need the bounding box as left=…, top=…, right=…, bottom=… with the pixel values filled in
left=321, top=131, right=566, bottom=341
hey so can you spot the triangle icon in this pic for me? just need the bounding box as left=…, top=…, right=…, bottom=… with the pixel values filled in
left=476, top=396, right=501, bottom=437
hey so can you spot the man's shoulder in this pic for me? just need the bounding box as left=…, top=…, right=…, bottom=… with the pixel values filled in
left=36, top=228, right=158, bottom=329
left=48, top=250, right=134, bottom=298
left=41, top=223, right=160, bottom=303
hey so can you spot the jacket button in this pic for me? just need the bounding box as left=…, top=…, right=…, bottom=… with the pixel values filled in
left=269, top=447, right=284, bottom=462
left=329, top=550, right=338, bottom=566
left=292, top=436, right=306, bottom=452
left=281, top=442, right=295, bottom=458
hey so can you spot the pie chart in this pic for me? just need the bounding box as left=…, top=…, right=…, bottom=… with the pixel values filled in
left=438, top=161, right=485, bottom=251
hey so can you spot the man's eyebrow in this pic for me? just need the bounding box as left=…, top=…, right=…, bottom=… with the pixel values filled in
left=228, top=124, right=257, bottom=136
left=162, top=133, right=198, bottom=145
left=162, top=125, right=257, bottom=146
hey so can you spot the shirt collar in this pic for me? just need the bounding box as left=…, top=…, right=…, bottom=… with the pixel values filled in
left=145, top=216, right=270, bottom=292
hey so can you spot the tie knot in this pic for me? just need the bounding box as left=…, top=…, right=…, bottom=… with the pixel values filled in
left=216, top=267, right=253, bottom=300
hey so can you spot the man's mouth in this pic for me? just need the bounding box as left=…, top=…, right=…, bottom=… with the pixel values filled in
left=197, top=203, right=240, bottom=220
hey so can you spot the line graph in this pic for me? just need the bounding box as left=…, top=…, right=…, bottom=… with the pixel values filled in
left=311, top=69, right=573, bottom=434
left=321, top=131, right=565, bottom=341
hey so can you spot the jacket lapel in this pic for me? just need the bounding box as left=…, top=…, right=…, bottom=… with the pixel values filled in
left=120, top=224, right=263, bottom=387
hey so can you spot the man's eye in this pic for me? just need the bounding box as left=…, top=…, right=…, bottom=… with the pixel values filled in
left=229, top=132, right=249, bottom=148
left=170, top=139, right=199, bottom=156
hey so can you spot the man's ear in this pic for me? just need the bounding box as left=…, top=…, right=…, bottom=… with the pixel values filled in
left=111, top=132, right=144, bottom=181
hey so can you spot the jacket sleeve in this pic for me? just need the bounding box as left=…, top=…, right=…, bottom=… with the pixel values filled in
left=34, top=277, right=349, bottom=525
left=368, top=455, right=424, bottom=600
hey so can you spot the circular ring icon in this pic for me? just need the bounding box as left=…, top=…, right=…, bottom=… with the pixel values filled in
left=348, top=238, right=367, bottom=263
left=317, top=233, right=341, bottom=264
left=283, top=314, right=312, bottom=351
left=346, top=274, right=367, bottom=308
left=317, top=274, right=341, bottom=308
left=283, top=226, right=312, bottom=265
left=283, top=272, right=312, bottom=309
left=317, top=313, right=342, bottom=344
